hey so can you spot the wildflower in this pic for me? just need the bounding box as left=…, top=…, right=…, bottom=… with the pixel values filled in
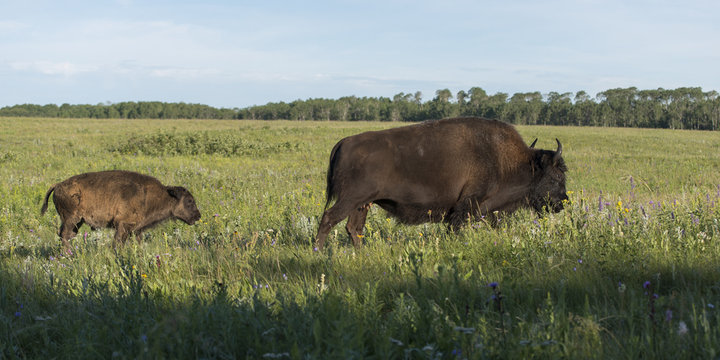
left=141, top=274, right=147, bottom=278
left=643, top=281, right=651, bottom=289
left=708, top=303, right=715, bottom=309
left=15, top=311, right=21, bottom=317
left=262, top=353, right=290, bottom=359
left=665, top=309, right=672, bottom=322
left=578, top=259, right=582, bottom=264
left=488, top=282, right=498, bottom=289
left=282, top=273, right=287, bottom=280
left=618, top=282, right=626, bottom=293
left=678, top=321, right=688, bottom=335
left=140, top=334, right=148, bottom=343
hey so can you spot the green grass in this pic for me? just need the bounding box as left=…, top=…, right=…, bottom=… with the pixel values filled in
left=1, top=117, right=719, bottom=359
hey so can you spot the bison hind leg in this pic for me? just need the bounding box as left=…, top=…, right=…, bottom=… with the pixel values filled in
left=345, top=204, right=371, bottom=248
left=316, top=198, right=372, bottom=251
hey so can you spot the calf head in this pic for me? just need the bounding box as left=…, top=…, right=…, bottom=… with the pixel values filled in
left=167, top=186, right=202, bottom=224
left=529, top=139, right=569, bottom=213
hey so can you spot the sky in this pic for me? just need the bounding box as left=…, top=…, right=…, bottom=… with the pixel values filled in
left=1, top=0, right=718, bottom=109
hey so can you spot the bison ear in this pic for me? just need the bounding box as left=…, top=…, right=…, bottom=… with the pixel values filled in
left=167, top=186, right=185, bottom=199
left=529, top=138, right=538, bottom=148
left=532, top=152, right=547, bottom=172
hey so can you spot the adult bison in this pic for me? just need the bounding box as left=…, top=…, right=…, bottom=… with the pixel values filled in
left=315, top=117, right=568, bottom=250
left=41, top=170, right=201, bottom=249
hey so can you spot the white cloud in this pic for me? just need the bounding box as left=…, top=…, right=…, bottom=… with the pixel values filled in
left=149, top=67, right=221, bottom=79
left=9, top=61, right=98, bottom=76
left=0, top=20, right=28, bottom=32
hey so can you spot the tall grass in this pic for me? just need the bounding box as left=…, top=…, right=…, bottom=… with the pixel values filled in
left=1, top=117, right=719, bottom=358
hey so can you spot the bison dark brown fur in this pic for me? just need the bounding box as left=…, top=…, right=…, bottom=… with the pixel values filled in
left=315, top=117, right=568, bottom=250
left=41, top=170, right=201, bottom=249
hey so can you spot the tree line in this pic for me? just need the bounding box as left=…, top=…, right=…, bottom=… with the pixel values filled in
left=2, top=87, right=718, bottom=130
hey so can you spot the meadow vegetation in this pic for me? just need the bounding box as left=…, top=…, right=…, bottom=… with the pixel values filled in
left=1, top=117, right=719, bottom=358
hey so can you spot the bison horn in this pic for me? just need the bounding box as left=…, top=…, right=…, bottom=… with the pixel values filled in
left=553, top=138, right=563, bottom=161
left=529, top=138, right=538, bottom=148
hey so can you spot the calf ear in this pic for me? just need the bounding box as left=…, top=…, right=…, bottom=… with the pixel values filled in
left=529, top=138, right=538, bottom=148
left=167, top=186, right=185, bottom=199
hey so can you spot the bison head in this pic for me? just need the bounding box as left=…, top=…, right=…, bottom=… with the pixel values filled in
left=529, top=139, right=568, bottom=213
left=167, top=186, right=202, bottom=225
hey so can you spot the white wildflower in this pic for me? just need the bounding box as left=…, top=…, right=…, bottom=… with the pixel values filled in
left=678, top=321, right=688, bottom=335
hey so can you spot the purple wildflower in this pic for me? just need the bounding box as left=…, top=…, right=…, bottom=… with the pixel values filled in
left=489, top=282, right=498, bottom=289
left=643, top=281, right=651, bottom=289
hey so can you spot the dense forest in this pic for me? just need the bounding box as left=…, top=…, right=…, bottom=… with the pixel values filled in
left=1, top=87, right=718, bottom=130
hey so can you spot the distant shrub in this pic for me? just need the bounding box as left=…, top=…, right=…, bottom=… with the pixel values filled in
left=110, top=131, right=302, bottom=157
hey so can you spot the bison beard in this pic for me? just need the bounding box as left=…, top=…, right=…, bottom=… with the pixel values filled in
left=41, top=170, right=201, bottom=250
left=315, top=117, right=568, bottom=250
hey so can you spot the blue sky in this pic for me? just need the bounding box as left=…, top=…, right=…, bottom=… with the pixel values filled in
left=1, top=0, right=718, bottom=108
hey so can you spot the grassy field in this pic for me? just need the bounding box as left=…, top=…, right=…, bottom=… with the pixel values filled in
left=1, top=117, right=719, bottom=359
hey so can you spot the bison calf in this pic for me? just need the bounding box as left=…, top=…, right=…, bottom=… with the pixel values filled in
left=41, top=170, right=201, bottom=248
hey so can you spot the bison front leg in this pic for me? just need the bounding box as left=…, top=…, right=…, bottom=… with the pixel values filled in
left=345, top=203, right=370, bottom=248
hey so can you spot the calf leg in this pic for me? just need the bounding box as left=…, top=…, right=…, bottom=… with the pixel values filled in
left=113, top=224, right=132, bottom=247
left=59, top=218, right=82, bottom=251
left=134, top=230, right=145, bottom=244
left=345, top=203, right=370, bottom=248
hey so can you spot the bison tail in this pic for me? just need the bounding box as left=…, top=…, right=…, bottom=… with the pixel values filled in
left=323, top=140, right=344, bottom=210
left=40, top=185, right=56, bottom=215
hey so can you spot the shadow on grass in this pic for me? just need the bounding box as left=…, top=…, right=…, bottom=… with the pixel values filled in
left=2, top=240, right=719, bottom=359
